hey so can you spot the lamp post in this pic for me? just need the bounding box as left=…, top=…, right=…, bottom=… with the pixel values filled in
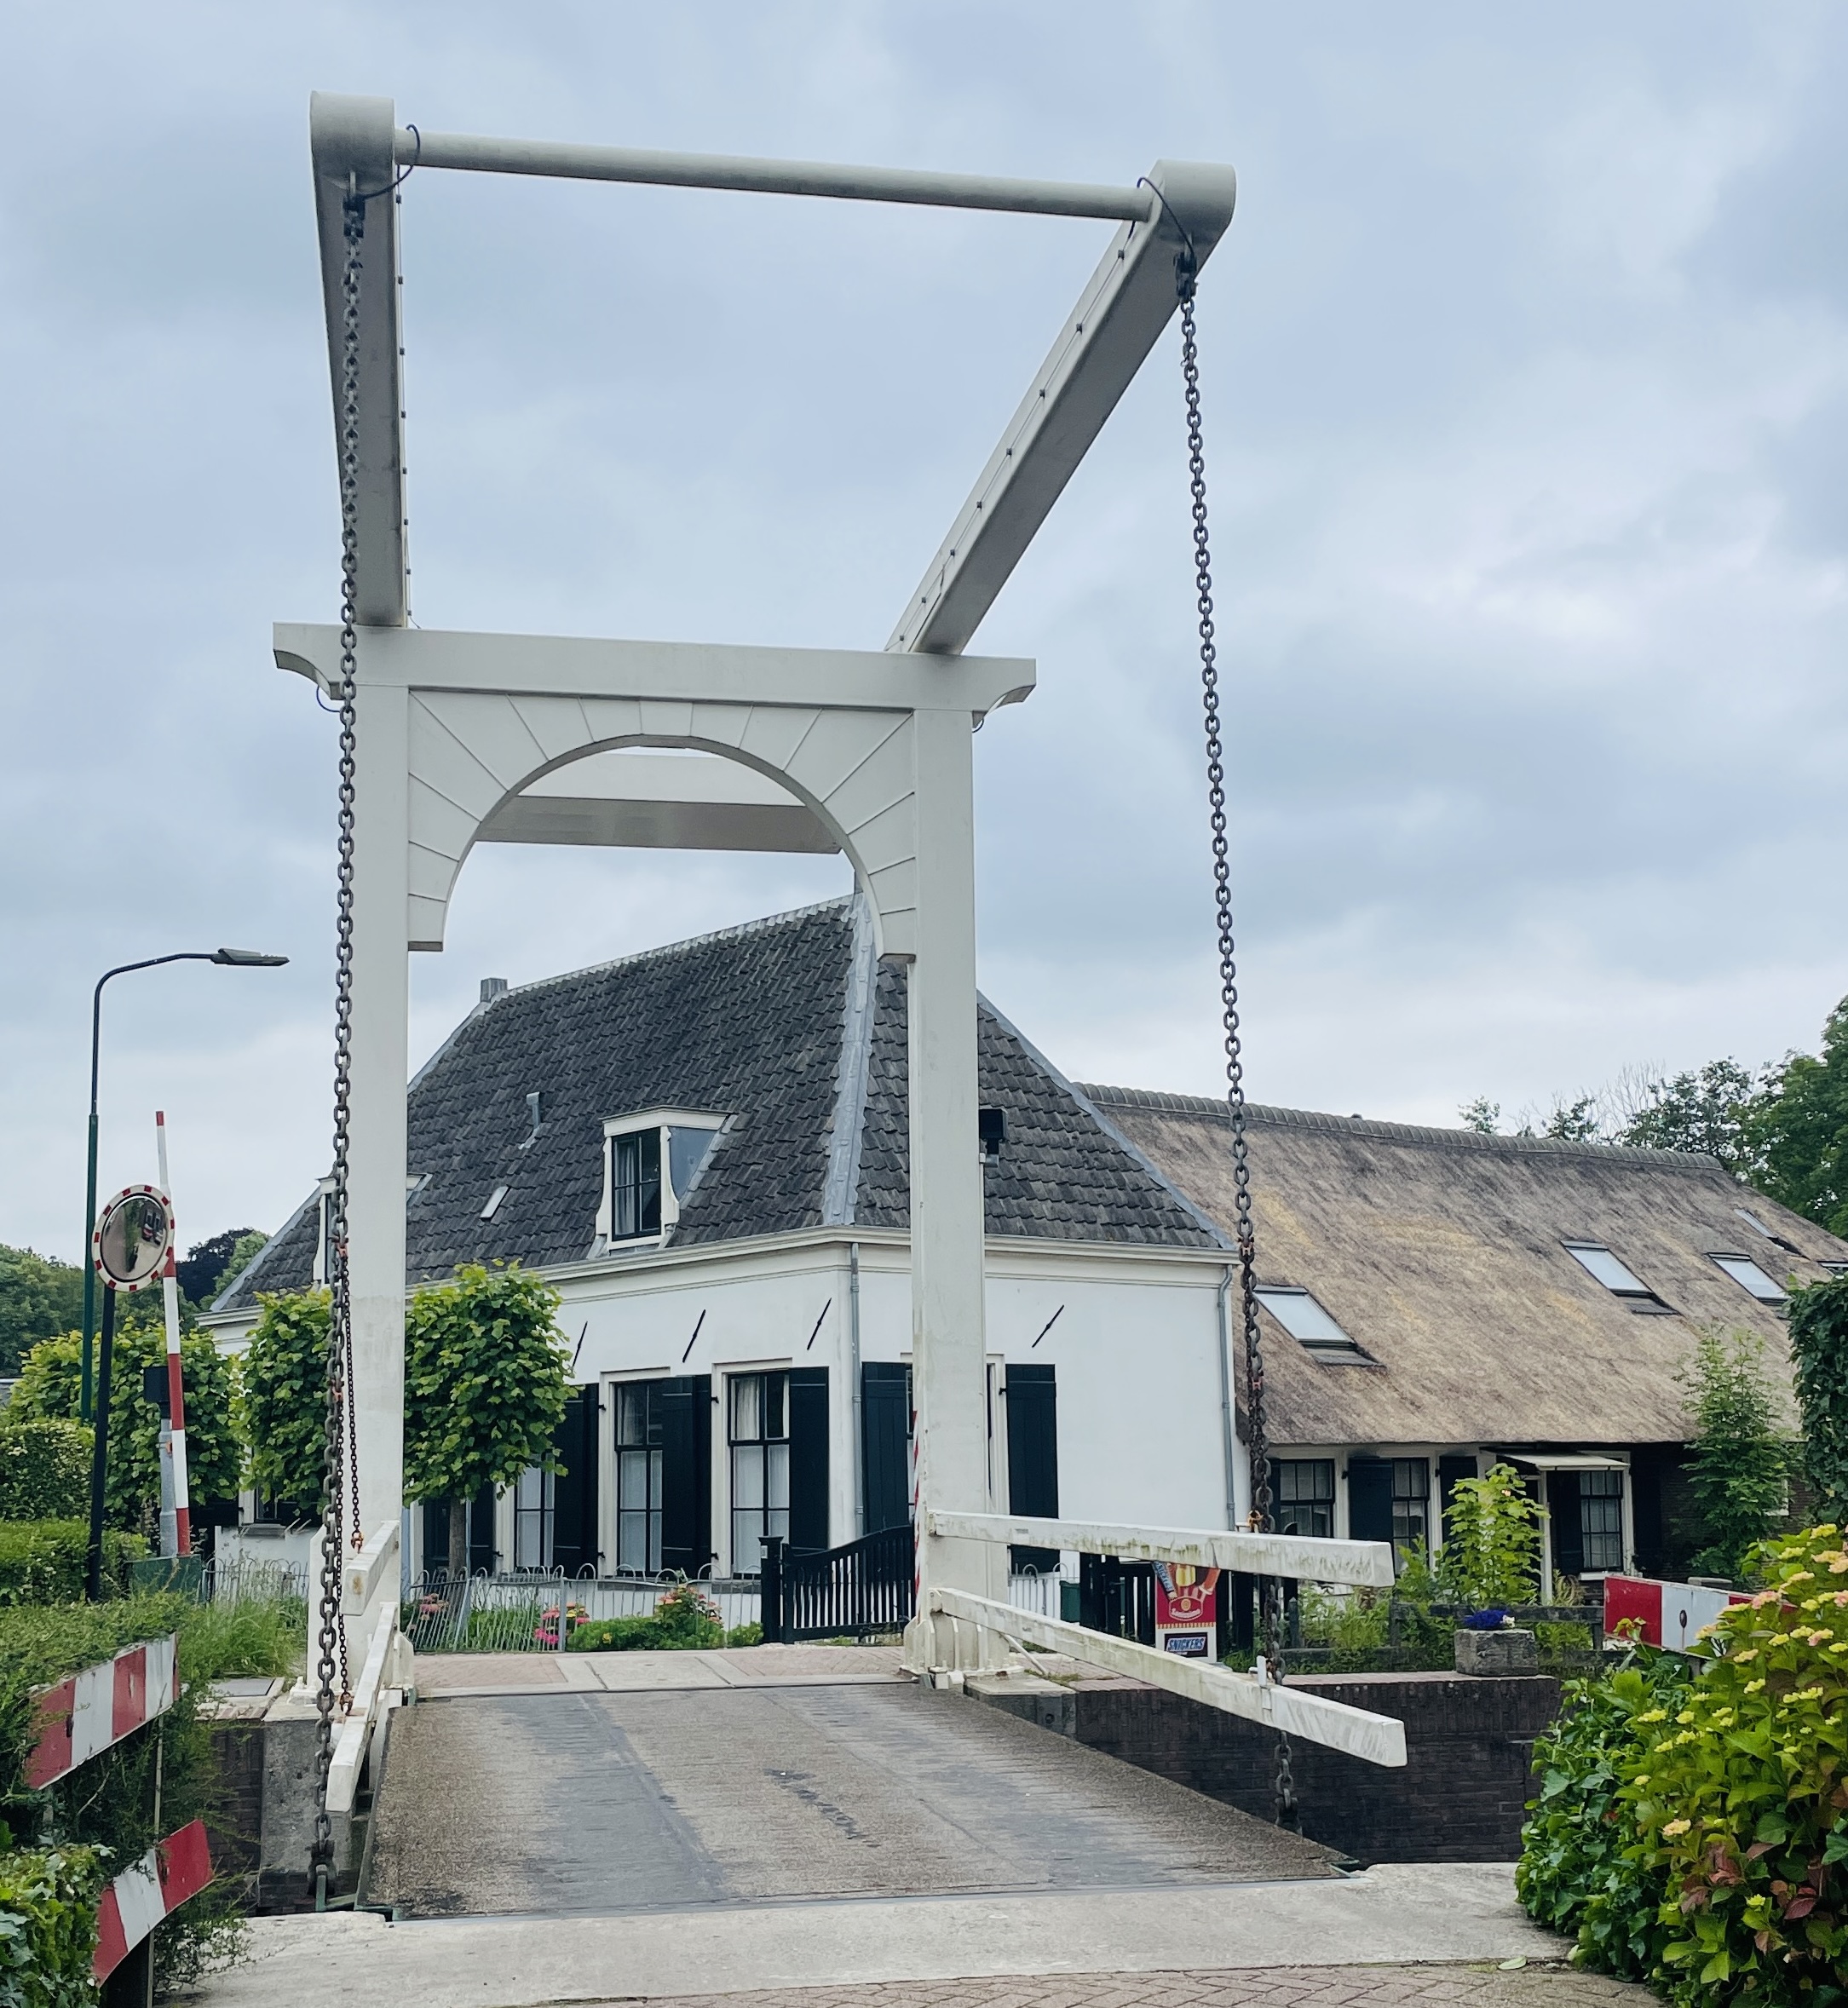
left=80, top=948, right=289, bottom=1420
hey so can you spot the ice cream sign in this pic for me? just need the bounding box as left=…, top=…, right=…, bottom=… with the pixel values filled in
left=1154, top=1562, right=1220, bottom=1657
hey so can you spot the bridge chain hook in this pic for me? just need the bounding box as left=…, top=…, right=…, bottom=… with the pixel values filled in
left=1172, top=236, right=1298, bottom=1833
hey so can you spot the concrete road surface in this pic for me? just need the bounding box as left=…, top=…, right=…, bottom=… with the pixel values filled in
left=366, top=1679, right=1339, bottom=1915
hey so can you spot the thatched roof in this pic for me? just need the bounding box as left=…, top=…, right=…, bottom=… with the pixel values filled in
left=1081, top=1089, right=1847, bottom=1448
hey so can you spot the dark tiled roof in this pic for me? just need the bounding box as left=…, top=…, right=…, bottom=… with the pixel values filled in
left=218, top=900, right=1218, bottom=1310
left=857, top=970, right=1225, bottom=1246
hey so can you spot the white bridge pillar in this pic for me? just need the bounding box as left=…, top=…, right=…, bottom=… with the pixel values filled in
left=337, top=661, right=410, bottom=1648
left=902, top=705, right=1003, bottom=1674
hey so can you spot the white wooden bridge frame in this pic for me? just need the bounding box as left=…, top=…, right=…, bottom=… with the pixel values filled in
left=300, top=93, right=1404, bottom=1771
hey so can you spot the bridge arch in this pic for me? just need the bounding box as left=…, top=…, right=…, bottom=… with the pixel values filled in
left=403, top=688, right=920, bottom=957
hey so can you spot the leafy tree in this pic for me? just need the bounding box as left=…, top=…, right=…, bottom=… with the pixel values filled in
left=1458, top=1096, right=1500, bottom=1135
left=405, top=1264, right=569, bottom=1578
left=10, top=1327, right=239, bottom=1535
left=1436, top=1462, right=1543, bottom=1608
left=1750, top=996, right=1848, bottom=1235
left=240, top=1291, right=331, bottom=1519
left=0, top=1245, right=84, bottom=1377
left=1542, top=1096, right=1602, bottom=1143
left=1613, top=1058, right=1764, bottom=1177
left=1676, top=1329, right=1790, bottom=1581
left=176, top=1228, right=266, bottom=1309
left=1788, top=1271, right=1848, bottom=1525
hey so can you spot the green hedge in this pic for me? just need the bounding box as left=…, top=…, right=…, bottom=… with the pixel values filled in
left=0, top=1423, right=90, bottom=1524
left=1518, top=1523, right=1848, bottom=2004
left=0, top=1842, right=107, bottom=2008
left=0, top=1522, right=146, bottom=1609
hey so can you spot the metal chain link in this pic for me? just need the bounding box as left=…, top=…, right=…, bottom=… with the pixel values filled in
left=1174, top=248, right=1298, bottom=1833
left=311, top=178, right=366, bottom=1906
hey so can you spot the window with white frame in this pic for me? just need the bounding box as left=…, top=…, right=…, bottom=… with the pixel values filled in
left=729, top=1371, right=789, bottom=1568
left=1274, top=1459, right=1335, bottom=1539
left=1390, top=1459, right=1431, bottom=1553
left=514, top=1464, right=554, bottom=1569
left=610, top=1130, right=662, bottom=1241
left=1579, top=1469, right=1624, bottom=1572
left=615, top=1381, right=665, bottom=1574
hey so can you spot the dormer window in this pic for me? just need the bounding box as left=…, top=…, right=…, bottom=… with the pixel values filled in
left=600, top=1110, right=724, bottom=1247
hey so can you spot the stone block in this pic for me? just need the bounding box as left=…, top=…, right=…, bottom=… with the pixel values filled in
left=1454, top=1627, right=1539, bottom=1677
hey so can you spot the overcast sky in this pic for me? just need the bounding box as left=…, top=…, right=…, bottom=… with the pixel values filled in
left=4, top=3, right=1846, bottom=1264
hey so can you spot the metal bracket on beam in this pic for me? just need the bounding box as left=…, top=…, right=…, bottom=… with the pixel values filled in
left=930, top=1587, right=1408, bottom=1768
left=889, top=159, right=1236, bottom=657
left=926, top=1509, right=1396, bottom=1591
left=310, top=92, right=408, bottom=628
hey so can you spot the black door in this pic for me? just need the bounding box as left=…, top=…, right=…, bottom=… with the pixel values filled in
left=1550, top=1470, right=1585, bottom=1579
left=1005, top=1364, right=1058, bottom=1573
left=788, top=1366, right=829, bottom=1555
left=1347, top=1458, right=1393, bottom=1545
left=861, top=1362, right=911, bottom=1535
left=659, top=1373, right=714, bottom=1576
left=552, top=1386, right=602, bottom=1578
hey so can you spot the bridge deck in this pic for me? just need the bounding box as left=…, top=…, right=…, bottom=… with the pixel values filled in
left=367, top=1649, right=1338, bottom=1917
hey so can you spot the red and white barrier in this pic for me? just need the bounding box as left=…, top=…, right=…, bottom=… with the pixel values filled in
left=93, top=1820, right=213, bottom=1982
left=24, top=1635, right=177, bottom=1791
left=1603, top=1574, right=1747, bottom=1654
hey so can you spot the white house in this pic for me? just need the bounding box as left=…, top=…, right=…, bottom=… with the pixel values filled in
left=205, top=898, right=1245, bottom=1582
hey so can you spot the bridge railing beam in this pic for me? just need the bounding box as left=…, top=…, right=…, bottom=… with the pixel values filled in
left=926, top=1509, right=1396, bottom=1591
left=929, top=1587, right=1408, bottom=1768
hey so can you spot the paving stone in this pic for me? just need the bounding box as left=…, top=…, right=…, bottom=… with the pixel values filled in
left=601, top=1966, right=1648, bottom=2008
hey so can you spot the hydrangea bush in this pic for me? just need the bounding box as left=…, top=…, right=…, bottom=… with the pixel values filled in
left=1519, top=1523, right=1848, bottom=2005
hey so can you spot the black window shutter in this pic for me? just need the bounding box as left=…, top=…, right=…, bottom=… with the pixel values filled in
left=421, top=1498, right=447, bottom=1576
left=659, top=1373, right=713, bottom=1576
left=861, top=1362, right=911, bottom=1535
left=552, top=1386, right=602, bottom=1579
left=469, top=1482, right=498, bottom=1576
left=1437, top=1454, right=1478, bottom=1548
left=788, top=1366, right=829, bottom=1555
left=1005, top=1364, right=1058, bottom=1573
left=1346, top=1458, right=1393, bottom=1545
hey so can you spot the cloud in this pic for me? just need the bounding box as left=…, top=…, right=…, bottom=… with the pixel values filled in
left=3, top=2, right=1846, bottom=1257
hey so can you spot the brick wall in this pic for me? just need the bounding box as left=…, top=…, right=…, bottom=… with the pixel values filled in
left=1068, top=1670, right=1561, bottom=1864
left=205, top=1723, right=264, bottom=1893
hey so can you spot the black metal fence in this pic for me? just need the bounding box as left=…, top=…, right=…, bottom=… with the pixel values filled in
left=759, top=1526, right=913, bottom=1643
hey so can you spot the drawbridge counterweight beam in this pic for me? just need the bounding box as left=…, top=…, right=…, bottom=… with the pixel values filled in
left=308, top=93, right=1235, bottom=663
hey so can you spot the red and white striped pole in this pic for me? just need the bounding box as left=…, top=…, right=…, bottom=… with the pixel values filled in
left=153, top=1113, right=192, bottom=1558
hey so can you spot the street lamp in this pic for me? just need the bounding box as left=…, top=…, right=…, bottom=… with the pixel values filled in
left=80, top=948, right=290, bottom=1419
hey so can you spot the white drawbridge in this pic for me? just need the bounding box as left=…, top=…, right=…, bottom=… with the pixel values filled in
left=296, top=95, right=1404, bottom=1867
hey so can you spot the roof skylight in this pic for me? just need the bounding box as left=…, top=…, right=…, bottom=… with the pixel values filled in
left=1710, top=1253, right=1786, bottom=1304
left=1254, top=1286, right=1367, bottom=1359
left=1562, top=1242, right=1652, bottom=1297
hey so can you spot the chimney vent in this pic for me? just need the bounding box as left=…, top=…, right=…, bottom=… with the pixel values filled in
left=480, top=977, right=509, bottom=1004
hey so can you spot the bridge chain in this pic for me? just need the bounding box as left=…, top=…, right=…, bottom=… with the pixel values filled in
left=1171, top=236, right=1298, bottom=1833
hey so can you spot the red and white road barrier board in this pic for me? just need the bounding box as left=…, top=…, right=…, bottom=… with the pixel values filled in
left=93, top=1819, right=213, bottom=1982
left=23, top=1635, right=177, bottom=1791
left=1603, top=1575, right=1747, bottom=1654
